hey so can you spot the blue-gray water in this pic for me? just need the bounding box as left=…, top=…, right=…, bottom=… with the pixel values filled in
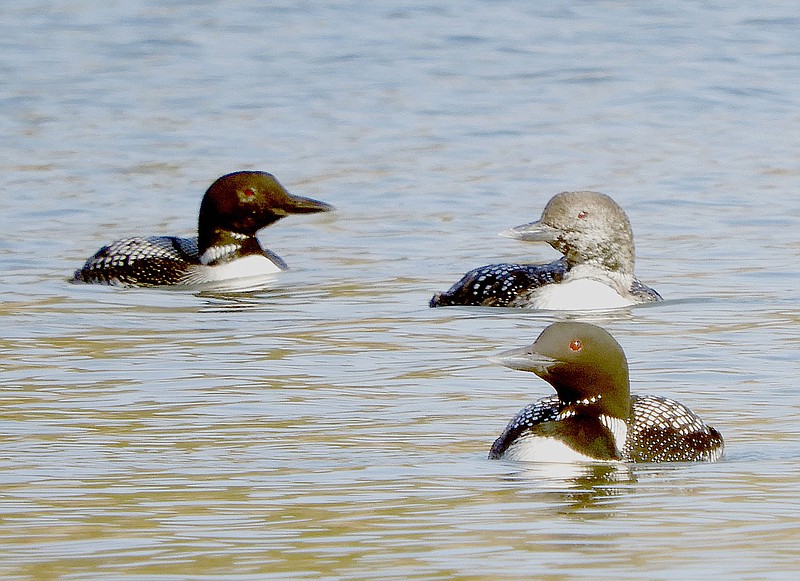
left=2, top=1, right=800, bottom=579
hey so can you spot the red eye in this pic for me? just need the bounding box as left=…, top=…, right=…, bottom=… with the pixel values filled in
left=577, top=211, right=588, bottom=219
left=569, top=339, right=582, bottom=351
left=243, top=188, right=256, bottom=198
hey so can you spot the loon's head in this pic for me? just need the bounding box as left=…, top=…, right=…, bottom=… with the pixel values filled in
left=501, top=191, right=636, bottom=274
left=492, top=321, right=631, bottom=420
left=197, top=171, right=334, bottom=254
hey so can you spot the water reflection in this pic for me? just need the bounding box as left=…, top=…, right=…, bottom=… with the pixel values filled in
left=500, top=462, right=637, bottom=519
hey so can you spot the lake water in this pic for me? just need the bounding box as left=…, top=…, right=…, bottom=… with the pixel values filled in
left=2, top=1, right=800, bottom=579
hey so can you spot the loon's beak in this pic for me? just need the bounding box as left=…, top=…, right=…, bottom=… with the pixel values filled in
left=500, top=219, right=560, bottom=242
left=282, top=193, right=335, bottom=215
left=490, top=345, right=557, bottom=374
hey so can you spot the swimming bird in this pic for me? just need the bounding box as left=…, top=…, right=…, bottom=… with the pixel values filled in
left=489, top=322, right=723, bottom=463
left=430, top=191, right=661, bottom=310
left=72, top=171, right=333, bottom=289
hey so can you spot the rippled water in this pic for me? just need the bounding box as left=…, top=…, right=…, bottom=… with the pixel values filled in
left=2, top=1, right=800, bottom=579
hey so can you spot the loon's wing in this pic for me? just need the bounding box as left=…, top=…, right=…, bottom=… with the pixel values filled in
left=72, top=236, right=199, bottom=286
left=626, top=395, right=724, bottom=462
left=430, top=258, right=567, bottom=307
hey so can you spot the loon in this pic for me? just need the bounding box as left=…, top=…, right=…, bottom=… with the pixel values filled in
left=72, top=171, right=333, bottom=289
left=430, top=191, right=662, bottom=310
left=489, top=322, right=724, bottom=463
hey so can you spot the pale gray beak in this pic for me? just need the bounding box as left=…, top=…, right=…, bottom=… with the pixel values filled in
left=489, top=345, right=557, bottom=373
left=499, top=219, right=560, bottom=242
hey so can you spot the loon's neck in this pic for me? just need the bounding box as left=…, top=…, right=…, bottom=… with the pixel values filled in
left=558, top=233, right=636, bottom=276
left=564, top=263, right=635, bottom=294
left=198, top=230, right=265, bottom=266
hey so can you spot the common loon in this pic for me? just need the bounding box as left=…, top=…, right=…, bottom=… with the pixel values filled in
left=430, top=191, right=661, bottom=310
left=72, top=171, right=333, bottom=290
left=489, top=322, right=724, bottom=463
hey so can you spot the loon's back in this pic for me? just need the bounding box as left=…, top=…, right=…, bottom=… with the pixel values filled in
left=430, top=259, right=567, bottom=307
left=624, top=395, right=724, bottom=463
left=72, top=236, right=201, bottom=286
left=489, top=394, right=723, bottom=463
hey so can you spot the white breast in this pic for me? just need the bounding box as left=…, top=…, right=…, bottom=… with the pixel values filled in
left=503, top=434, right=618, bottom=464
left=206, top=254, right=283, bottom=278
left=181, top=255, right=283, bottom=292
left=529, top=277, right=635, bottom=311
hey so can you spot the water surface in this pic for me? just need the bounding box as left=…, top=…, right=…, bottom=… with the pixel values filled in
left=2, top=1, right=800, bottom=579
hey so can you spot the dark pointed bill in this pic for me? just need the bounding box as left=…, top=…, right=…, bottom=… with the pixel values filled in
left=282, top=194, right=335, bottom=215
left=499, top=220, right=560, bottom=242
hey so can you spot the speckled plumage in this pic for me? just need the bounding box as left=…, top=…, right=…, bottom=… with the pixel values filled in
left=430, top=191, right=662, bottom=309
left=72, top=235, right=288, bottom=287
left=430, top=259, right=567, bottom=307
left=73, top=236, right=199, bottom=286
left=489, top=394, right=724, bottom=463
left=488, top=322, right=723, bottom=463
left=72, top=171, right=332, bottom=289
